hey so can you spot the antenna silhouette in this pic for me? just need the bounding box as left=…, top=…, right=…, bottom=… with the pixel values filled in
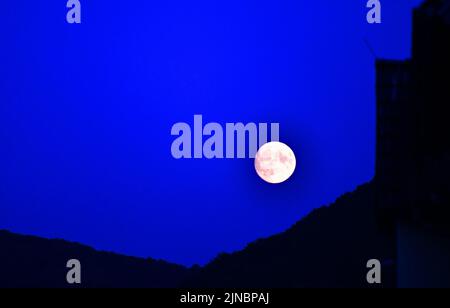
left=363, top=37, right=378, bottom=59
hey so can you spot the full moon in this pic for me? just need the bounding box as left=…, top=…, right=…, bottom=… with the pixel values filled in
left=254, top=142, right=296, bottom=184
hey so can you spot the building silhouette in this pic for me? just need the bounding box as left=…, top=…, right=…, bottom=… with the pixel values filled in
left=376, top=0, right=450, bottom=287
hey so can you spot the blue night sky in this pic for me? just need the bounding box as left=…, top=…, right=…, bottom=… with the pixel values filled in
left=0, top=1, right=422, bottom=265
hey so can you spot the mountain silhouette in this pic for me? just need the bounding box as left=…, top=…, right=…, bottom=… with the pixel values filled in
left=183, top=183, right=395, bottom=288
left=0, top=182, right=395, bottom=288
left=0, top=230, right=188, bottom=288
